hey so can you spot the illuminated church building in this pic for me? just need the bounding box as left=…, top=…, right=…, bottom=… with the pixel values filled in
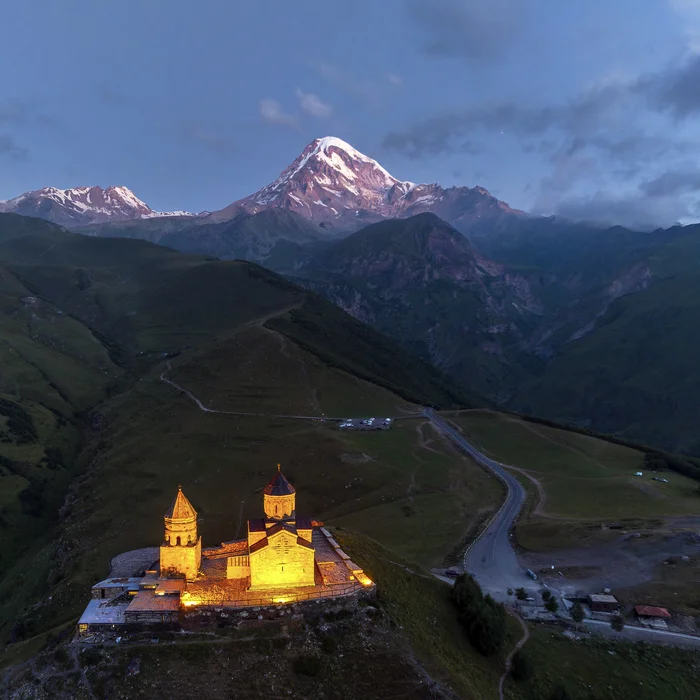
left=78, top=465, right=373, bottom=633
left=162, top=465, right=317, bottom=590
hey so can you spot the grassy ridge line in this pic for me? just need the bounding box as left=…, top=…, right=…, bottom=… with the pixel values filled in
left=447, top=407, right=700, bottom=482
left=267, top=296, right=479, bottom=410
left=511, top=411, right=700, bottom=474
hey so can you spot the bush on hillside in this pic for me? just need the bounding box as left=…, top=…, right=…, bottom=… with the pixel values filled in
left=18, top=479, right=46, bottom=517
left=319, top=634, right=338, bottom=654
left=510, top=650, right=534, bottom=682
left=550, top=686, right=572, bottom=700
left=0, top=398, right=37, bottom=444
left=293, top=654, right=323, bottom=677
left=451, top=574, right=507, bottom=657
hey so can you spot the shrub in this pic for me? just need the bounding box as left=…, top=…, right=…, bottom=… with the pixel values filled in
left=511, top=650, right=534, bottom=682
left=570, top=602, right=585, bottom=625
left=79, top=646, right=103, bottom=666
left=293, top=654, right=323, bottom=677
left=52, top=647, right=69, bottom=666
left=0, top=399, right=37, bottom=444
left=545, top=597, right=559, bottom=614
left=611, top=614, right=625, bottom=632
left=18, top=479, right=46, bottom=517
left=320, top=634, right=338, bottom=654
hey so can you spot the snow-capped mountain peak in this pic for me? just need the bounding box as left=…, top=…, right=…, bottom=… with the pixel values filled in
left=212, top=136, right=422, bottom=225
left=0, top=185, right=197, bottom=226
left=253, top=136, right=416, bottom=205
left=213, top=135, right=520, bottom=231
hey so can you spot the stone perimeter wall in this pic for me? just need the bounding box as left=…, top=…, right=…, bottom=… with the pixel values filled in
left=184, top=586, right=376, bottom=626
left=79, top=587, right=376, bottom=640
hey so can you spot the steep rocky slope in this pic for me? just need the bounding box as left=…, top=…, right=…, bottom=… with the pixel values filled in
left=294, top=213, right=541, bottom=400
left=512, top=224, right=700, bottom=454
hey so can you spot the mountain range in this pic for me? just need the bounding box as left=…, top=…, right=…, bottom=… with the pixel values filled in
left=0, top=185, right=198, bottom=226
left=2, top=137, right=700, bottom=454
left=1, top=136, right=522, bottom=236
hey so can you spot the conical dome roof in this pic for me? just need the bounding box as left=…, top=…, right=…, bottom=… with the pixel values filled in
left=263, top=464, right=295, bottom=496
left=165, top=486, right=197, bottom=520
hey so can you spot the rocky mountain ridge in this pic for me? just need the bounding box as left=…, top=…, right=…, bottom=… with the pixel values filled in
left=293, top=213, right=542, bottom=400
left=0, top=185, right=197, bottom=226
left=214, top=136, right=524, bottom=233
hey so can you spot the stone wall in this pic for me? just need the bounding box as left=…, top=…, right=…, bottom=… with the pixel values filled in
left=249, top=530, right=314, bottom=590
left=226, top=554, right=251, bottom=580
left=184, top=586, right=376, bottom=627
left=160, top=536, right=202, bottom=580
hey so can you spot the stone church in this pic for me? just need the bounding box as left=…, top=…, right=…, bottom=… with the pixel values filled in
left=78, top=464, right=373, bottom=635
left=161, top=465, right=317, bottom=590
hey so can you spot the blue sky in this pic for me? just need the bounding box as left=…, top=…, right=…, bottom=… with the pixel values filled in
left=2, top=0, right=700, bottom=227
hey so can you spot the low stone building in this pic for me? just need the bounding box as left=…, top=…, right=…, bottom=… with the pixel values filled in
left=78, top=465, right=374, bottom=636
left=588, top=594, right=619, bottom=613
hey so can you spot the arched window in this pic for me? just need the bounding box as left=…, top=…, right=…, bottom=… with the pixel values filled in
left=275, top=504, right=279, bottom=515
left=176, top=536, right=181, bottom=546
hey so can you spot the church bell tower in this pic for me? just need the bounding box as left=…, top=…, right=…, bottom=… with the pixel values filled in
left=159, top=486, right=202, bottom=580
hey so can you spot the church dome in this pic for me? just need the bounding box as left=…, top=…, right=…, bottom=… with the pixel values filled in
left=263, top=465, right=295, bottom=496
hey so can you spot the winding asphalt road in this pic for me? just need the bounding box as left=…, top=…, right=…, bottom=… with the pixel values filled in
left=424, top=409, right=528, bottom=600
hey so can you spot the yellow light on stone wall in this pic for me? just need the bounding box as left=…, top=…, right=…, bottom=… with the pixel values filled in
left=357, top=574, right=373, bottom=587
left=273, top=596, right=291, bottom=604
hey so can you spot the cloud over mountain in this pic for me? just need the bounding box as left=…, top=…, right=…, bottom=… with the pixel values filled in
left=382, top=53, right=700, bottom=227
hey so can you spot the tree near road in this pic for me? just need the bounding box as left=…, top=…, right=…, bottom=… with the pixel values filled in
left=545, top=596, right=559, bottom=614
left=570, top=602, right=585, bottom=630
left=611, top=614, right=625, bottom=632
left=451, top=574, right=507, bottom=657
left=515, top=587, right=527, bottom=601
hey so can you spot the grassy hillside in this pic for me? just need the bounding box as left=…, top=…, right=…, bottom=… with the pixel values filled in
left=0, top=213, right=484, bottom=649
left=445, top=410, right=700, bottom=550
left=510, top=225, right=700, bottom=455
left=5, top=530, right=518, bottom=700
left=1, top=323, right=499, bottom=644
left=0, top=223, right=127, bottom=599
left=74, top=208, right=330, bottom=270
left=503, top=626, right=700, bottom=700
